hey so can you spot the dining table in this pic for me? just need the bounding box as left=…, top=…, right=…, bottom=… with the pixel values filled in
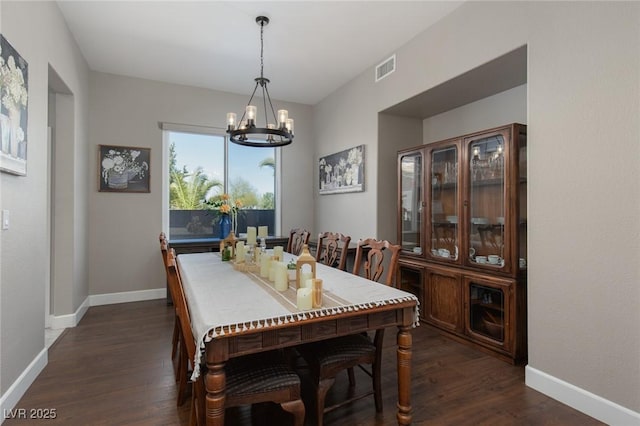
left=176, top=251, right=420, bottom=425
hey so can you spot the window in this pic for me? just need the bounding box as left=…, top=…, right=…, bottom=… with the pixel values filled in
left=163, top=128, right=277, bottom=240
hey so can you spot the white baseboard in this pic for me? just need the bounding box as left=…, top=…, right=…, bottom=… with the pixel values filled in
left=526, top=366, right=640, bottom=426
left=89, top=288, right=166, bottom=307
left=49, top=297, right=90, bottom=329
left=0, top=348, right=47, bottom=425
left=48, top=288, right=166, bottom=328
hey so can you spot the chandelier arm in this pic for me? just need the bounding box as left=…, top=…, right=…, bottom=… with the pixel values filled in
left=260, top=83, right=272, bottom=128
left=262, top=84, right=280, bottom=130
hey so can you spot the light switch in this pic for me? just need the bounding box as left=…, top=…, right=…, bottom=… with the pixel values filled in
left=2, top=209, right=9, bottom=230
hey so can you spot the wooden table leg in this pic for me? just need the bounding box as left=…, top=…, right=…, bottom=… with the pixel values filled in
left=396, top=324, right=413, bottom=425
left=205, top=360, right=226, bottom=426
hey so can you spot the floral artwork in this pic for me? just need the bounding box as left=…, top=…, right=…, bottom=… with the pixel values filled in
left=98, top=145, right=150, bottom=192
left=0, top=35, right=28, bottom=176
left=318, top=145, right=364, bottom=195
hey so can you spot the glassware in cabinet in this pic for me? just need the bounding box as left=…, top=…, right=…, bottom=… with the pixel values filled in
left=466, top=130, right=508, bottom=271
left=398, top=150, right=424, bottom=255
left=429, top=144, right=460, bottom=262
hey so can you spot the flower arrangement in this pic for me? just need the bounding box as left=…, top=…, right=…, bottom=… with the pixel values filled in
left=206, top=194, right=242, bottom=234
left=101, top=148, right=149, bottom=183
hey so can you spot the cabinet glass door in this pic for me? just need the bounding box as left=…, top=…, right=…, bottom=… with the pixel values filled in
left=468, top=134, right=505, bottom=268
left=468, top=283, right=505, bottom=342
left=400, top=152, right=423, bottom=254
left=430, top=146, right=459, bottom=261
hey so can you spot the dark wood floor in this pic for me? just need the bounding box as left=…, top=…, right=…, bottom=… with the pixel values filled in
left=6, top=300, right=603, bottom=425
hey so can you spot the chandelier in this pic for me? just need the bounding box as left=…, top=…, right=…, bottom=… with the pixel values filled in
left=226, top=16, right=294, bottom=147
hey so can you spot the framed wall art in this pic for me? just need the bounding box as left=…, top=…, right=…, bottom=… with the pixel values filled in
left=318, top=145, right=364, bottom=195
left=99, top=145, right=150, bottom=193
left=0, top=35, right=29, bottom=176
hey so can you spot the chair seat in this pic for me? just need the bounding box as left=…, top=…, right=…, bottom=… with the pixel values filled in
left=226, top=355, right=301, bottom=397
left=298, top=334, right=375, bottom=369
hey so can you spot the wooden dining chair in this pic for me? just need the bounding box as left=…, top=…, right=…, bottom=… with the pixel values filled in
left=159, top=233, right=181, bottom=382
left=297, top=238, right=401, bottom=425
left=286, top=228, right=311, bottom=255
left=167, top=250, right=306, bottom=426
left=315, top=232, right=351, bottom=271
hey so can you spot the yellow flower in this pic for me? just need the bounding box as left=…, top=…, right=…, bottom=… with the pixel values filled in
left=235, top=200, right=242, bottom=208
left=222, top=193, right=230, bottom=200
left=220, top=204, right=231, bottom=214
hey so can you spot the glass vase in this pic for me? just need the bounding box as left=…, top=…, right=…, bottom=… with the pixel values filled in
left=219, top=214, right=231, bottom=239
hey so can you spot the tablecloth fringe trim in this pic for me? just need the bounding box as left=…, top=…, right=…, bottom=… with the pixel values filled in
left=203, top=295, right=419, bottom=341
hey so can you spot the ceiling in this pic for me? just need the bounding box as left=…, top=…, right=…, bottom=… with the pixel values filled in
left=56, top=1, right=463, bottom=106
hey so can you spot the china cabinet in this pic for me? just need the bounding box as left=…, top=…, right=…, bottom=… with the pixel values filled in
left=397, top=123, right=527, bottom=363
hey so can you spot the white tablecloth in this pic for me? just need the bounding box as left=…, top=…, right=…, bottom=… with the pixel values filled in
left=176, top=251, right=420, bottom=378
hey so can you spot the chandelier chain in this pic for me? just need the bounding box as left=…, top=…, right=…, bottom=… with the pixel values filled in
left=260, top=20, right=264, bottom=81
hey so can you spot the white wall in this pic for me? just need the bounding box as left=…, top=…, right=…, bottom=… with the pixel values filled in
left=0, top=0, right=90, bottom=397
left=422, top=84, right=527, bottom=144
left=88, top=72, right=314, bottom=295
left=314, top=1, right=639, bottom=422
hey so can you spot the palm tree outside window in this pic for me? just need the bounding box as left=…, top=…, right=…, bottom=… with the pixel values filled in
left=166, top=131, right=276, bottom=240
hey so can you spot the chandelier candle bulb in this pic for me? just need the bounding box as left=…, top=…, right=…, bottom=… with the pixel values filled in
left=296, top=287, right=312, bottom=311
left=246, top=105, right=257, bottom=125
left=285, top=118, right=294, bottom=135
left=258, top=226, right=268, bottom=238
left=277, top=109, right=288, bottom=128
left=274, top=262, right=288, bottom=291
left=226, top=112, right=236, bottom=130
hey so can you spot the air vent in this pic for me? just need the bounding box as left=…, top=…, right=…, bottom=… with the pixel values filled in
left=375, top=54, right=396, bottom=82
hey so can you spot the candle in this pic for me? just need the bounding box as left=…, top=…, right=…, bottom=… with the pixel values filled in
left=247, top=227, right=257, bottom=245
left=300, top=271, right=312, bottom=288
left=296, top=287, right=312, bottom=310
left=258, top=226, right=268, bottom=238
left=312, top=279, right=323, bottom=308
left=274, top=262, right=288, bottom=291
left=260, top=255, right=271, bottom=278
left=235, top=242, right=245, bottom=263
left=273, top=246, right=284, bottom=261
left=268, top=256, right=277, bottom=282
